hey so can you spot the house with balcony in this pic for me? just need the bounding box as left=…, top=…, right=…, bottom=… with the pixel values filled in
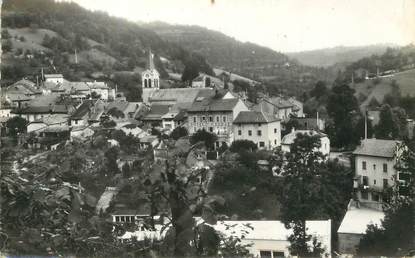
left=187, top=97, right=249, bottom=148
left=352, top=138, right=405, bottom=209
left=233, top=111, right=281, bottom=150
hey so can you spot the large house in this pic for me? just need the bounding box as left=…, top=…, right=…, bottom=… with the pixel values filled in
left=233, top=111, right=281, bottom=150
left=187, top=97, right=249, bottom=148
left=253, top=96, right=302, bottom=120
left=352, top=138, right=405, bottom=208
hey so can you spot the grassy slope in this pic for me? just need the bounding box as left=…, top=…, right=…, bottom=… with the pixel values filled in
left=352, top=68, right=415, bottom=109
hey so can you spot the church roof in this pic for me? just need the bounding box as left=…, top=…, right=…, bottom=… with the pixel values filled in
left=149, top=88, right=214, bottom=104
left=188, top=98, right=240, bottom=112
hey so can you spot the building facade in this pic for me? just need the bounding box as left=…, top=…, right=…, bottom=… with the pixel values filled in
left=187, top=98, right=249, bottom=147
left=233, top=111, right=281, bottom=150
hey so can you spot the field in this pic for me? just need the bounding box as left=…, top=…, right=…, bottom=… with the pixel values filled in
left=352, top=68, right=415, bottom=109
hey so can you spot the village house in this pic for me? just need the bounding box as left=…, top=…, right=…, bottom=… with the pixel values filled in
left=161, top=108, right=186, bottom=131
left=352, top=138, right=405, bottom=209
left=212, top=219, right=332, bottom=258
left=86, top=81, right=112, bottom=100
left=253, top=96, right=302, bottom=120
left=187, top=97, right=249, bottom=148
left=69, top=99, right=105, bottom=127
left=2, top=79, right=41, bottom=107
left=290, top=116, right=325, bottom=131
left=281, top=129, right=330, bottom=156
left=337, top=200, right=385, bottom=255
left=44, top=74, right=64, bottom=84
left=12, top=104, right=72, bottom=122
left=233, top=111, right=281, bottom=150
left=27, top=114, right=69, bottom=133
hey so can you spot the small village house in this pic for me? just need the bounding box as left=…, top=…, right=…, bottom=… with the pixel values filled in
left=281, top=129, right=330, bottom=156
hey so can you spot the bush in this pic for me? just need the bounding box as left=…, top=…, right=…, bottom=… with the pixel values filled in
left=170, top=126, right=188, bottom=140
left=229, top=140, right=257, bottom=153
left=190, top=130, right=217, bottom=150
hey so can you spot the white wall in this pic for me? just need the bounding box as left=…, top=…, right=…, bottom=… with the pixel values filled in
left=233, top=121, right=281, bottom=150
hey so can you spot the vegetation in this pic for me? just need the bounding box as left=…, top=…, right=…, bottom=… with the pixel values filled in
left=190, top=130, right=218, bottom=150
left=229, top=140, right=257, bottom=153
left=5, top=116, right=28, bottom=136
left=170, top=126, right=188, bottom=140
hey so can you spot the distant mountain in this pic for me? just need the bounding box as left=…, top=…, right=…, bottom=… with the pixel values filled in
left=286, top=44, right=398, bottom=67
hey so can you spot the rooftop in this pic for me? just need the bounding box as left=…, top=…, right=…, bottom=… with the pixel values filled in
left=233, top=111, right=279, bottom=124
left=338, top=206, right=384, bottom=234
left=188, top=98, right=240, bottom=112
left=353, top=138, right=402, bottom=158
left=149, top=88, right=214, bottom=104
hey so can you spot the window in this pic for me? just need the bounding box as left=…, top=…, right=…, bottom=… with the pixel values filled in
left=257, top=130, right=262, bottom=136
left=362, top=161, right=366, bottom=170
left=259, top=142, right=265, bottom=147
left=363, top=176, right=368, bottom=186
left=383, top=163, right=388, bottom=173
left=216, top=116, right=220, bottom=122
left=115, top=216, right=120, bottom=222
left=202, top=116, right=206, bottom=121
left=149, top=80, right=152, bottom=87
left=209, top=116, right=213, bottom=122
left=258, top=123, right=261, bottom=127
left=373, top=164, right=376, bottom=170
left=274, top=139, right=277, bottom=144
left=260, top=250, right=272, bottom=258
left=373, top=179, right=376, bottom=185
left=193, top=116, right=197, bottom=123
left=248, top=130, right=252, bottom=136
left=274, top=128, right=277, bottom=134
left=372, top=193, right=379, bottom=202
left=209, top=127, right=213, bottom=133
left=223, top=116, right=227, bottom=122
left=361, top=191, right=368, bottom=200
left=273, top=251, right=285, bottom=258
left=383, top=179, right=388, bottom=188
left=238, top=130, right=242, bottom=135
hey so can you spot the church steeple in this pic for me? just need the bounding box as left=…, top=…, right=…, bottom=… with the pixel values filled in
left=149, top=49, right=155, bottom=70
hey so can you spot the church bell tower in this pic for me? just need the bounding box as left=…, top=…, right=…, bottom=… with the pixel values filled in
left=141, top=49, right=160, bottom=104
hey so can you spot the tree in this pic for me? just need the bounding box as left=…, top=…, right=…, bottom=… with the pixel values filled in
left=229, top=140, right=257, bottom=153
left=5, top=116, right=28, bottom=136
left=277, top=133, right=353, bottom=256
left=376, top=104, right=407, bottom=140
left=190, top=130, right=218, bottom=150
left=310, top=80, right=328, bottom=99
left=170, top=126, right=188, bottom=140
left=357, top=145, right=415, bottom=256
left=107, top=107, right=125, bottom=119
left=326, top=84, right=359, bottom=148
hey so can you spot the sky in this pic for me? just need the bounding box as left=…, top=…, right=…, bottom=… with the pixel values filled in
left=70, top=0, right=415, bottom=52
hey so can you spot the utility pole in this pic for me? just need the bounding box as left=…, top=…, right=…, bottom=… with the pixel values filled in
left=75, top=48, right=78, bottom=64
left=364, top=109, right=368, bottom=139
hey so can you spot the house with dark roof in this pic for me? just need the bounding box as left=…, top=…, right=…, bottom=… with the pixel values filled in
left=233, top=111, right=281, bottom=150
left=352, top=138, right=406, bottom=209
left=69, top=100, right=105, bottom=127
left=187, top=97, right=249, bottom=148
left=253, top=96, right=301, bottom=120
left=139, top=104, right=171, bottom=127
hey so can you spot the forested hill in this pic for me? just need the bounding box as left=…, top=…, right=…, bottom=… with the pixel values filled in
left=144, top=22, right=336, bottom=96
left=1, top=0, right=213, bottom=100
left=286, top=44, right=396, bottom=67
left=144, top=22, right=290, bottom=69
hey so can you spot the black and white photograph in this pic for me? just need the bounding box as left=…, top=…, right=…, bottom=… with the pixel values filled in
left=0, top=0, right=414, bottom=257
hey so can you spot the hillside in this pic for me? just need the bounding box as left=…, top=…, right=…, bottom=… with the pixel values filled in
left=0, top=0, right=214, bottom=100
left=144, top=22, right=336, bottom=96
left=352, top=68, right=415, bottom=110
left=287, top=44, right=396, bottom=67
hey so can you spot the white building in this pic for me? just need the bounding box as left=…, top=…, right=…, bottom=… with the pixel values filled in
left=233, top=111, right=281, bottom=150
left=44, top=74, right=64, bottom=84
left=338, top=200, right=384, bottom=255
left=352, top=138, right=404, bottom=207
left=281, top=129, right=330, bottom=156
left=213, top=220, right=332, bottom=258
left=141, top=50, right=160, bottom=104
left=86, top=81, right=110, bottom=100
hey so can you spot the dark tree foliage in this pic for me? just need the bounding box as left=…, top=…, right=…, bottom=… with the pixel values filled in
left=229, top=140, right=257, bottom=153
left=190, top=130, right=218, bottom=150
left=170, top=126, right=188, bottom=140
left=5, top=116, right=28, bottom=136
left=276, top=134, right=353, bottom=256
left=309, top=80, right=328, bottom=99
left=376, top=104, right=407, bottom=140
left=326, top=84, right=359, bottom=148
left=107, top=107, right=125, bottom=119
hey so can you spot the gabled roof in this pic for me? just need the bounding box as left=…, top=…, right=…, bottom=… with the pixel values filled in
left=12, top=105, right=70, bottom=114
left=71, top=100, right=104, bottom=120
left=188, top=98, right=240, bottom=113
left=142, top=104, right=170, bottom=121
left=353, top=138, right=402, bottom=158
left=149, top=88, right=214, bottom=104
left=338, top=206, right=384, bottom=234
left=30, top=114, right=68, bottom=126
left=233, top=111, right=279, bottom=124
